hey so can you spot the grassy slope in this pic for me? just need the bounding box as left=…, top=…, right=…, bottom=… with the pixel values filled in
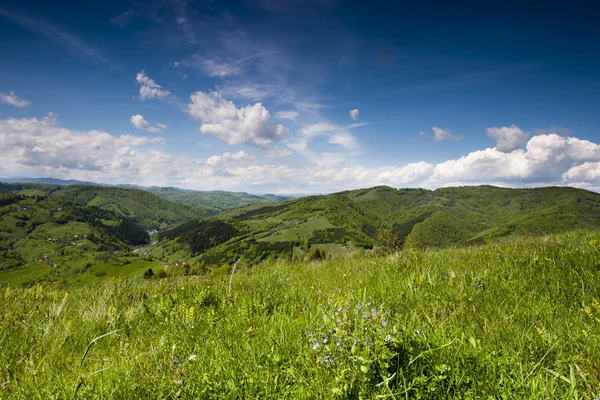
left=1, top=231, right=599, bottom=398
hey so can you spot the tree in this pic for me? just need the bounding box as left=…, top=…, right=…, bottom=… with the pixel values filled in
left=143, top=268, right=154, bottom=279
left=376, top=227, right=403, bottom=253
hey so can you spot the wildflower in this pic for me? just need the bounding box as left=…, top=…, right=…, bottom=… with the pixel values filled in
left=321, top=355, right=334, bottom=364
left=323, top=337, right=329, bottom=344
left=414, top=329, right=421, bottom=335
left=362, top=312, right=368, bottom=319
left=312, top=342, right=320, bottom=350
left=371, top=310, right=378, bottom=317
left=380, top=321, right=388, bottom=328
left=336, top=341, right=342, bottom=347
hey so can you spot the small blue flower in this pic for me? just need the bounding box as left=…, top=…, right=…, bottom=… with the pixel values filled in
left=321, top=355, right=334, bottom=363
left=323, top=337, right=329, bottom=344
left=312, top=342, right=320, bottom=350
left=380, top=321, right=388, bottom=328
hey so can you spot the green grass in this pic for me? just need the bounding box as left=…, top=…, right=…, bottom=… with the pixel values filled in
left=259, top=216, right=334, bottom=242
left=1, top=230, right=600, bottom=398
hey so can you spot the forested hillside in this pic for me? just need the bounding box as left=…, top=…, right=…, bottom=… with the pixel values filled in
left=3, top=183, right=600, bottom=282
left=151, top=185, right=600, bottom=267
left=0, top=192, right=151, bottom=282
left=1, top=183, right=205, bottom=229
left=145, top=186, right=292, bottom=212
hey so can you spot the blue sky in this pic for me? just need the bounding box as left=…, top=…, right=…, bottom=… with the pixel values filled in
left=1, top=0, right=600, bottom=193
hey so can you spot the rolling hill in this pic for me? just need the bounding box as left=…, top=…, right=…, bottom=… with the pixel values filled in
left=3, top=183, right=600, bottom=282
left=1, top=183, right=207, bottom=230
left=144, top=186, right=293, bottom=213
left=0, top=192, right=157, bottom=284
left=151, top=185, right=600, bottom=267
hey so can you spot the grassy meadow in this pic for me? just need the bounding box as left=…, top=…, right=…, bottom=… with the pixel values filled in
left=1, top=231, right=600, bottom=399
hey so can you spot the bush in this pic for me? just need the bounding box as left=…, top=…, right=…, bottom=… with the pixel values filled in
left=143, top=268, right=154, bottom=279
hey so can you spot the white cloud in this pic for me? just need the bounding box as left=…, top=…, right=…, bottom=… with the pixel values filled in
left=563, top=162, right=600, bottom=182
left=135, top=71, right=171, bottom=100
left=265, top=147, right=293, bottom=158
left=202, top=59, right=243, bottom=77
left=292, top=122, right=362, bottom=156
left=186, top=91, right=284, bottom=148
left=130, top=114, right=166, bottom=133
left=2, top=118, right=600, bottom=194
left=432, top=127, right=463, bottom=142
left=0, top=115, right=162, bottom=177
left=349, top=108, right=359, bottom=121
left=486, top=125, right=529, bottom=152
left=275, top=110, right=299, bottom=120
left=0, top=91, right=30, bottom=107
left=328, top=132, right=358, bottom=149
left=429, top=132, right=600, bottom=185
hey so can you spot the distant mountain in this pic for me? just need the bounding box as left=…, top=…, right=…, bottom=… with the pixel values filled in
left=144, top=186, right=294, bottom=212
left=1, top=177, right=99, bottom=186
left=0, top=183, right=206, bottom=230
left=155, top=185, right=600, bottom=267
left=0, top=178, right=295, bottom=214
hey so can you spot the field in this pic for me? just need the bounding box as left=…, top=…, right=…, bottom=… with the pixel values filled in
left=1, top=231, right=600, bottom=398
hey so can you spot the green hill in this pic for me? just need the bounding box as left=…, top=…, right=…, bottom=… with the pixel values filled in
left=152, top=185, right=600, bottom=267
left=0, top=192, right=160, bottom=285
left=1, top=183, right=206, bottom=230
left=144, top=186, right=293, bottom=212
left=3, top=183, right=600, bottom=279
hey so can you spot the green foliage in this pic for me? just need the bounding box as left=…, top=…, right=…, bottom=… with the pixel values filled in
left=157, top=185, right=600, bottom=267
left=1, top=231, right=600, bottom=397
left=146, top=186, right=292, bottom=213
left=405, top=211, right=470, bottom=248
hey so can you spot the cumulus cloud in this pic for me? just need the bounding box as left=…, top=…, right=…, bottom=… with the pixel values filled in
left=349, top=108, right=359, bottom=121
left=563, top=162, right=600, bottom=182
left=429, top=132, right=600, bottom=186
left=486, top=125, right=529, bottom=152
left=432, top=127, right=463, bottom=142
left=0, top=115, right=162, bottom=177
left=186, top=91, right=284, bottom=148
left=0, top=91, right=30, bottom=107
left=130, top=114, right=166, bottom=133
left=135, top=71, right=171, bottom=100
left=2, top=117, right=600, bottom=194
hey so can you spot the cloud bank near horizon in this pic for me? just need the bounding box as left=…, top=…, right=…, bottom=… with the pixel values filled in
left=1, top=112, right=599, bottom=194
